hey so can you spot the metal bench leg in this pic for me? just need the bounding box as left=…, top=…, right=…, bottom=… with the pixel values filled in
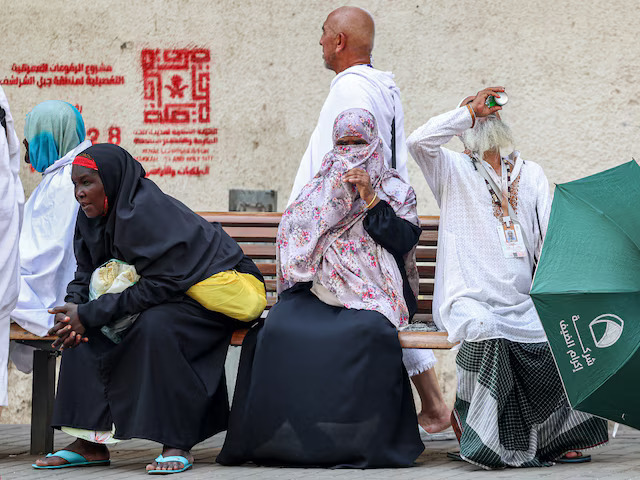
left=30, top=349, right=56, bottom=455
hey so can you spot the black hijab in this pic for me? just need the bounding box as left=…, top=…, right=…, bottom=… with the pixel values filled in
left=74, top=143, right=244, bottom=294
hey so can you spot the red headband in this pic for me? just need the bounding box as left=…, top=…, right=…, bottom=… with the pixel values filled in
left=73, top=154, right=98, bottom=171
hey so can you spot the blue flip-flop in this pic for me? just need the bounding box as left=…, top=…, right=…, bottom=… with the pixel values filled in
left=147, top=455, right=193, bottom=475
left=32, top=449, right=111, bottom=469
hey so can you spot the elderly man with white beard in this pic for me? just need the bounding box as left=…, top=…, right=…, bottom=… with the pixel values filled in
left=407, top=87, right=608, bottom=469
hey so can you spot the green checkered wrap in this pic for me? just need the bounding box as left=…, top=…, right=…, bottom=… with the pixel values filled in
left=452, top=339, right=608, bottom=469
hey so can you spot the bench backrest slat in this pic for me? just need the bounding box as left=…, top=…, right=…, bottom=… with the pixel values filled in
left=217, top=213, right=437, bottom=320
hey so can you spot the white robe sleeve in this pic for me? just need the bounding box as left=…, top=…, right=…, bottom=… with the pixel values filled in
left=11, top=166, right=79, bottom=337
left=0, top=115, right=22, bottom=320
left=0, top=86, right=23, bottom=407
left=407, top=107, right=473, bottom=206
left=287, top=75, right=378, bottom=206
left=532, top=164, right=552, bottom=259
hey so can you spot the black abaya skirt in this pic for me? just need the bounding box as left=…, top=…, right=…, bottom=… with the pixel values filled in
left=217, top=283, right=424, bottom=468
left=52, top=297, right=237, bottom=450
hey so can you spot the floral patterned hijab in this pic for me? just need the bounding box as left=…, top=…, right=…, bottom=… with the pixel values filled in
left=278, top=108, right=419, bottom=328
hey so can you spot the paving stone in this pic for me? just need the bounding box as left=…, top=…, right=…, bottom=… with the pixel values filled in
left=1, top=425, right=640, bottom=480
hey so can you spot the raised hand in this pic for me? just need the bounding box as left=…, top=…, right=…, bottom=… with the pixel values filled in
left=343, top=168, right=379, bottom=208
left=469, top=86, right=505, bottom=118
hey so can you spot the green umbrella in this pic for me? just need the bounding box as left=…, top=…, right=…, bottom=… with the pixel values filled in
left=531, top=160, right=640, bottom=430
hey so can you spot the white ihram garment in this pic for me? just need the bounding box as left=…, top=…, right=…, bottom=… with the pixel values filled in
left=0, top=86, right=25, bottom=406
left=288, top=65, right=435, bottom=375
left=11, top=140, right=91, bottom=338
left=407, top=106, right=552, bottom=345
left=288, top=65, right=409, bottom=205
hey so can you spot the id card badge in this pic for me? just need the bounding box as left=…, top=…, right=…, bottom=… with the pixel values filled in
left=496, top=224, right=527, bottom=258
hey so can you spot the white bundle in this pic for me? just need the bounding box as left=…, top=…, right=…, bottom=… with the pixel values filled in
left=88, top=259, right=140, bottom=343
left=89, top=260, right=140, bottom=300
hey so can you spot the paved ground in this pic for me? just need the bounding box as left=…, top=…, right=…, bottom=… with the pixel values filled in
left=1, top=424, right=639, bottom=479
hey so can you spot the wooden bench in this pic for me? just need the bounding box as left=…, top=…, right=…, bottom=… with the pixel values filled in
left=9, top=212, right=452, bottom=454
left=8, top=323, right=58, bottom=455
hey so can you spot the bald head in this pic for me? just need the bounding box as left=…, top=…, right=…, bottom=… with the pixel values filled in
left=320, top=6, right=375, bottom=73
left=327, top=7, right=375, bottom=57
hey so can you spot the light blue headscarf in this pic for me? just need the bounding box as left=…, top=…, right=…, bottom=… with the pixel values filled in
left=24, top=101, right=86, bottom=172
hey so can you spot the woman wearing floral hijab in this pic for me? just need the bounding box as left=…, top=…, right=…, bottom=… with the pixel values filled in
left=219, top=109, right=425, bottom=468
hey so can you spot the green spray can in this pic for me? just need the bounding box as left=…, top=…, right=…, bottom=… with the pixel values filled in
left=485, top=92, right=508, bottom=108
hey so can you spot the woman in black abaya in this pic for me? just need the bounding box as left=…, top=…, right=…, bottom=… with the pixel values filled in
left=34, top=144, right=265, bottom=474
left=218, top=109, right=425, bottom=468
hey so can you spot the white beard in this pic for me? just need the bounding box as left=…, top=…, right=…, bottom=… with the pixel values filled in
left=461, top=117, right=515, bottom=157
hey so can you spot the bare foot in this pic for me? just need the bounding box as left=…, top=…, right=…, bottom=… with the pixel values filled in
left=34, top=438, right=109, bottom=467
left=145, top=446, right=193, bottom=473
left=418, top=403, right=452, bottom=434
left=410, top=368, right=452, bottom=434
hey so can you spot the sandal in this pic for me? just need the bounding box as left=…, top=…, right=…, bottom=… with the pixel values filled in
left=556, top=451, right=591, bottom=463
left=32, top=449, right=110, bottom=469
left=147, top=454, right=193, bottom=475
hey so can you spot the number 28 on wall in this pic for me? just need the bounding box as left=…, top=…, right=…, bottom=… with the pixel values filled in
left=86, top=126, right=121, bottom=145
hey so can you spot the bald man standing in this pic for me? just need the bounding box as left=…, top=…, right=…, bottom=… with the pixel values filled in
left=288, top=6, right=451, bottom=436
left=288, top=6, right=409, bottom=204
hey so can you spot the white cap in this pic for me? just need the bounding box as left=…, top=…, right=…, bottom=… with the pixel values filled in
left=494, top=92, right=508, bottom=106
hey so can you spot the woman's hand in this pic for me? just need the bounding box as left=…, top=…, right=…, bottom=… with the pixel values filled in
left=48, top=303, right=88, bottom=350
left=343, top=168, right=380, bottom=208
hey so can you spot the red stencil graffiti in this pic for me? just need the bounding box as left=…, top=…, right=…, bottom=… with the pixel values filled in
left=141, top=48, right=210, bottom=124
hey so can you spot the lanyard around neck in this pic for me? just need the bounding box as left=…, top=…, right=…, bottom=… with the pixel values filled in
left=474, top=156, right=512, bottom=227
left=500, top=160, right=511, bottom=227
left=471, top=155, right=533, bottom=256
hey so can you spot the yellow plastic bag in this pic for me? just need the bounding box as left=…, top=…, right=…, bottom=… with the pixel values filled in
left=186, top=270, right=267, bottom=321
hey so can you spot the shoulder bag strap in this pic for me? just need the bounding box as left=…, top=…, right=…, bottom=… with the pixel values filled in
left=0, top=106, right=7, bottom=139
left=391, top=117, right=396, bottom=169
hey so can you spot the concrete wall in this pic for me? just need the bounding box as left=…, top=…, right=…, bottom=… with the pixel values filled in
left=2, top=0, right=638, bottom=423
